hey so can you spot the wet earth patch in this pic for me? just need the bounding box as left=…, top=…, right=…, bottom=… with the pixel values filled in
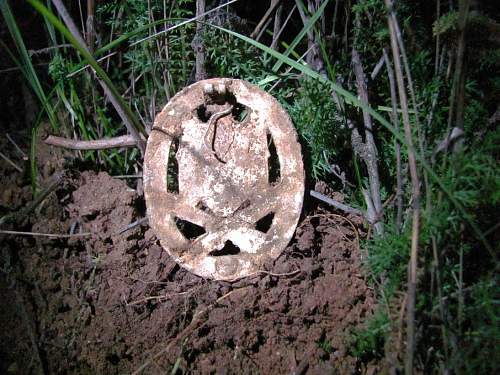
left=1, top=170, right=376, bottom=374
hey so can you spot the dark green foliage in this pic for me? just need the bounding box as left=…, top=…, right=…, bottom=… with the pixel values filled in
left=462, top=81, right=489, bottom=135
left=457, top=278, right=500, bottom=373
left=433, top=11, right=460, bottom=37
left=349, top=309, right=389, bottom=361
left=367, top=126, right=499, bottom=371
left=318, top=337, right=333, bottom=354
left=366, top=222, right=411, bottom=297
left=286, top=80, right=347, bottom=180
left=204, top=28, right=271, bottom=83
left=352, top=0, right=388, bottom=50
left=97, top=0, right=195, bottom=94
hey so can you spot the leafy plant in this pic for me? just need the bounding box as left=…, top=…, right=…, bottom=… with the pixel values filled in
left=286, top=79, right=347, bottom=180
left=349, top=309, right=390, bottom=361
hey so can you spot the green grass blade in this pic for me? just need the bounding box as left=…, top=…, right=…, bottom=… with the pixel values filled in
left=0, top=39, right=27, bottom=77
left=64, top=18, right=184, bottom=77
left=272, top=0, right=329, bottom=73
left=95, top=18, right=184, bottom=58
left=295, top=0, right=337, bottom=80
left=210, top=24, right=366, bottom=112
left=43, top=0, right=58, bottom=46
left=27, top=0, right=147, bottom=143
left=1, top=37, right=61, bottom=194
left=0, top=0, right=58, bottom=130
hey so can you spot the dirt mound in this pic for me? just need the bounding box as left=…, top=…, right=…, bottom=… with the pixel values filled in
left=0, top=171, right=375, bottom=374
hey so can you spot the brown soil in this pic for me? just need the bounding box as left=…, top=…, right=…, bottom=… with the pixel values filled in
left=0, top=169, right=377, bottom=374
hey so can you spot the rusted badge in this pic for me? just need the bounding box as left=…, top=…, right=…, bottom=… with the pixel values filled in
left=144, top=78, right=304, bottom=280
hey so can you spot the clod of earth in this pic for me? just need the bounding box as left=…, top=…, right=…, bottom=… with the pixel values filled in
left=144, top=78, right=305, bottom=280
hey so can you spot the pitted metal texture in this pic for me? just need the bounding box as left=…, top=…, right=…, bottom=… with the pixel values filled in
left=144, top=78, right=304, bottom=280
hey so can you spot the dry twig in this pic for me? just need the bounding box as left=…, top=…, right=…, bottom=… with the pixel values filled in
left=295, top=0, right=324, bottom=74
left=227, top=269, right=301, bottom=283
left=271, top=4, right=297, bottom=52
left=351, top=47, right=384, bottom=235
left=125, top=290, right=192, bottom=307
left=250, top=0, right=282, bottom=39
left=0, top=229, right=92, bottom=238
left=6, top=133, right=28, bottom=159
left=271, top=0, right=283, bottom=50
left=383, top=48, right=403, bottom=229
left=0, top=151, right=22, bottom=172
left=131, top=0, right=239, bottom=47
left=310, top=190, right=365, bottom=218
left=117, top=217, right=148, bottom=234
left=385, top=1, right=422, bottom=372
left=45, top=135, right=137, bottom=150
left=194, top=0, right=206, bottom=81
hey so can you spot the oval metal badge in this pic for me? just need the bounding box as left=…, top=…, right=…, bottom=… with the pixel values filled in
left=144, top=78, right=304, bottom=280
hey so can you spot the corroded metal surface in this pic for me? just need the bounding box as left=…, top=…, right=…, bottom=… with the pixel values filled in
left=144, top=78, right=304, bottom=280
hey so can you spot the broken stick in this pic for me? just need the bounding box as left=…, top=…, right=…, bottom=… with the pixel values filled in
left=45, top=135, right=137, bottom=150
